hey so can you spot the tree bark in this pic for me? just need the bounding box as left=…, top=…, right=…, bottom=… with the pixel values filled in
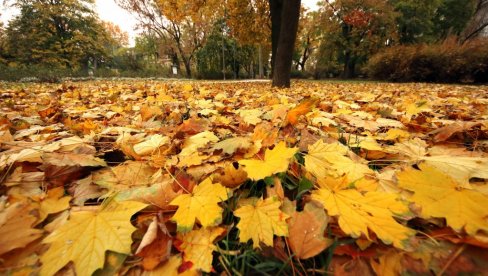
left=271, top=0, right=301, bottom=88
left=342, top=51, right=356, bottom=79
left=269, top=0, right=283, bottom=77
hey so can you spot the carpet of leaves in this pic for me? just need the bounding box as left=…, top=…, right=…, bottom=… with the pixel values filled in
left=0, top=80, right=487, bottom=275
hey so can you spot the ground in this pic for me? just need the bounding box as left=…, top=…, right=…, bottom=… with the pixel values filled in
left=0, top=80, right=487, bottom=275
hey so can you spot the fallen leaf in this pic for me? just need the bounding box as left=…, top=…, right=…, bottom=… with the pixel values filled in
left=397, top=164, right=488, bottom=235
left=170, top=178, right=230, bottom=232
left=285, top=98, right=318, bottom=126
left=288, top=201, right=332, bottom=259
left=211, top=136, right=252, bottom=155
left=239, top=141, right=297, bottom=180
left=40, top=200, right=147, bottom=276
left=37, top=187, right=72, bottom=223
left=311, top=176, right=414, bottom=249
left=0, top=202, right=43, bottom=255
left=176, top=227, right=225, bottom=273
left=136, top=217, right=172, bottom=270
left=133, top=134, right=170, bottom=156
left=370, top=250, right=404, bottom=276
left=234, top=197, right=289, bottom=248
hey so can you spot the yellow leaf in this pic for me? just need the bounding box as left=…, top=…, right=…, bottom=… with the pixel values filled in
left=422, top=155, right=488, bottom=184
left=176, top=227, right=225, bottom=272
left=237, top=109, right=263, bottom=125
left=304, top=140, right=373, bottom=181
left=405, top=101, right=431, bottom=119
left=397, top=164, right=488, bottom=235
left=42, top=152, right=107, bottom=167
left=383, top=129, right=410, bottom=141
left=234, top=197, right=289, bottom=248
left=92, top=161, right=157, bottom=191
left=238, top=141, right=297, bottom=180
left=311, top=177, right=414, bottom=249
left=370, top=250, right=404, bottom=276
left=143, top=255, right=197, bottom=276
left=211, top=136, right=252, bottom=155
left=0, top=202, right=44, bottom=255
left=170, top=178, right=230, bottom=232
left=288, top=202, right=332, bottom=259
left=38, top=187, right=72, bottom=223
left=40, top=200, right=147, bottom=276
left=179, top=131, right=219, bottom=157
left=133, top=134, right=170, bottom=156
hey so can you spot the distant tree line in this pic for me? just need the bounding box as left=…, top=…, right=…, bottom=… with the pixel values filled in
left=0, top=0, right=487, bottom=82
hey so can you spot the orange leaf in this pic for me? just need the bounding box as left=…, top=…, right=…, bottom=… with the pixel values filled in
left=284, top=98, right=318, bottom=126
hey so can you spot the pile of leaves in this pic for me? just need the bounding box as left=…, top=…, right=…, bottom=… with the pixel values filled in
left=0, top=80, right=487, bottom=275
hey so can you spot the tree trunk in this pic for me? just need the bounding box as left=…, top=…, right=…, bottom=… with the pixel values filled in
left=342, top=51, right=356, bottom=79
left=269, top=0, right=283, bottom=77
left=258, top=44, right=264, bottom=78
left=271, top=0, right=301, bottom=88
left=182, top=57, right=192, bottom=78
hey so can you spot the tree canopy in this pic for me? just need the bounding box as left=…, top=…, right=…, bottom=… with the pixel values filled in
left=3, top=0, right=113, bottom=69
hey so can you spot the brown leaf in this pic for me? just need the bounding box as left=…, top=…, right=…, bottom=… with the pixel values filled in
left=0, top=202, right=43, bottom=255
left=287, top=201, right=332, bottom=259
left=432, top=121, right=482, bottom=142
left=136, top=216, right=172, bottom=270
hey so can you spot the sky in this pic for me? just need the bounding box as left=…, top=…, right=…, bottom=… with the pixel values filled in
left=1, top=0, right=319, bottom=46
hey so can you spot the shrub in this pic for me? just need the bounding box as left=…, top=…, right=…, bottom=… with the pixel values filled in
left=367, top=39, right=488, bottom=83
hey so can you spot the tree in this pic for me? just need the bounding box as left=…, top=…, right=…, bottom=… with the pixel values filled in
left=460, top=0, right=488, bottom=42
left=270, top=0, right=301, bottom=88
left=294, top=10, right=321, bottom=71
left=196, top=20, right=256, bottom=79
left=227, top=0, right=270, bottom=78
left=3, top=0, right=110, bottom=69
left=115, top=0, right=222, bottom=77
left=317, top=0, right=397, bottom=78
left=390, top=0, right=478, bottom=44
left=432, top=0, right=477, bottom=39
left=389, top=0, right=441, bottom=44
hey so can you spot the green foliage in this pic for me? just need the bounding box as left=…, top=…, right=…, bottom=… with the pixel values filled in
left=3, top=0, right=111, bottom=70
left=367, top=38, right=488, bottom=83
left=390, top=0, right=477, bottom=43
left=315, top=0, right=398, bottom=78
left=196, top=21, right=256, bottom=79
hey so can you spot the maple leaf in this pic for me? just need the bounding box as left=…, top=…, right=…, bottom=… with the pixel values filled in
left=422, top=156, right=488, bottom=184
left=285, top=98, right=318, bottom=126
left=238, top=141, right=297, bottom=180
left=40, top=200, right=147, bottom=276
left=370, top=250, right=404, bottom=276
left=133, top=134, right=170, bottom=156
left=135, top=217, right=172, bottom=270
left=234, top=197, right=289, bottom=248
left=211, top=136, right=252, bottom=155
left=37, top=187, right=72, bottom=223
left=237, top=109, right=263, bottom=125
left=0, top=202, right=44, bottom=255
left=176, top=227, right=225, bottom=272
left=92, top=161, right=157, bottom=191
left=397, top=164, right=488, bottom=235
left=288, top=202, right=333, bottom=259
left=170, top=178, right=230, bottom=232
left=145, top=255, right=198, bottom=276
left=304, top=139, right=373, bottom=181
left=179, top=131, right=219, bottom=156
left=213, top=162, right=248, bottom=188
left=41, top=152, right=107, bottom=167
left=311, top=177, right=414, bottom=249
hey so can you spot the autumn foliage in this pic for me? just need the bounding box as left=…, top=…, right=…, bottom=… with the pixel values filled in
left=0, top=80, right=487, bottom=275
